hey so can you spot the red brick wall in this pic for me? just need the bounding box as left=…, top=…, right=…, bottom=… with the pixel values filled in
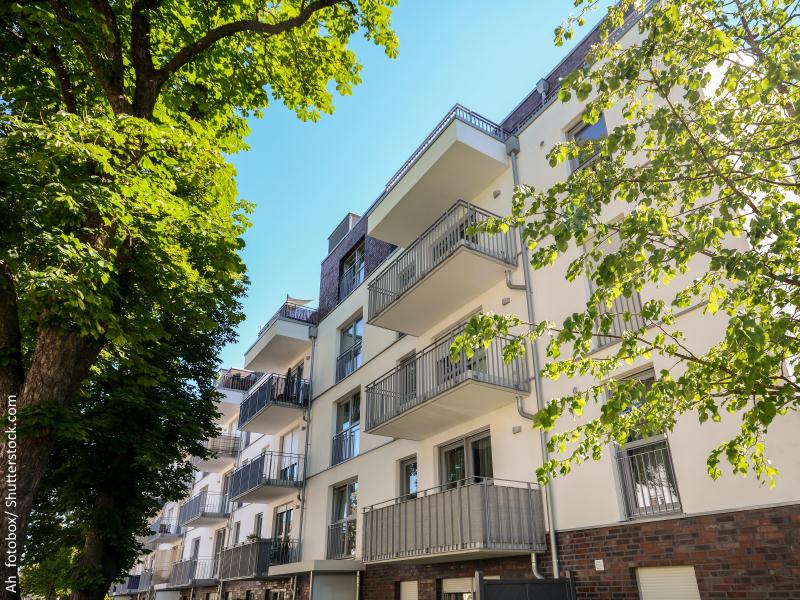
left=361, top=504, right=800, bottom=600
left=218, top=576, right=306, bottom=600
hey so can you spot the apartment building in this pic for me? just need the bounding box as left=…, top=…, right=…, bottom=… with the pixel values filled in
left=112, top=7, right=800, bottom=600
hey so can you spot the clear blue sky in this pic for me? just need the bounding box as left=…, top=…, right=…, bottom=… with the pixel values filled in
left=221, top=0, right=607, bottom=368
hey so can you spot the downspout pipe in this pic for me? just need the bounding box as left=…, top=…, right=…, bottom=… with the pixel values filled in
left=507, top=135, right=560, bottom=579
left=297, top=325, right=318, bottom=566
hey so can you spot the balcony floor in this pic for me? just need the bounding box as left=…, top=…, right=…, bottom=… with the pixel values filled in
left=369, top=245, right=514, bottom=336
left=182, top=513, right=229, bottom=528
left=239, top=402, right=305, bottom=435
left=193, top=454, right=236, bottom=473
left=367, top=378, right=522, bottom=440
left=231, top=482, right=301, bottom=503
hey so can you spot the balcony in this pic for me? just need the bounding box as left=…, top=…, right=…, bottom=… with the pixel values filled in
left=143, top=517, right=181, bottom=547
left=215, top=368, right=263, bottom=421
left=229, top=451, right=304, bottom=503
left=168, top=558, right=218, bottom=588
left=617, top=437, right=682, bottom=520
left=244, top=302, right=318, bottom=373
left=335, top=339, right=362, bottom=383
left=368, top=201, right=517, bottom=335
left=217, top=539, right=300, bottom=580
left=362, top=478, right=545, bottom=563
left=331, top=425, right=360, bottom=466
left=326, top=521, right=357, bottom=560
left=111, top=571, right=151, bottom=595
left=365, top=326, right=529, bottom=440
left=368, top=105, right=509, bottom=247
left=190, top=434, right=240, bottom=472
left=238, top=374, right=310, bottom=434
left=596, top=291, right=646, bottom=349
left=178, top=492, right=230, bottom=527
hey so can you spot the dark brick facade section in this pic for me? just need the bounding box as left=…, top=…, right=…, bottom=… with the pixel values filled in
left=361, top=504, right=800, bottom=600
left=210, top=575, right=308, bottom=600
left=318, top=215, right=395, bottom=320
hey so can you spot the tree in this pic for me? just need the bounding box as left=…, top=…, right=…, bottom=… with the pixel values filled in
left=0, top=0, right=397, bottom=587
left=22, top=303, right=230, bottom=600
left=453, top=0, right=800, bottom=486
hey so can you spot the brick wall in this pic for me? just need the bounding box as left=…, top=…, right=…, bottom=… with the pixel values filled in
left=318, top=216, right=395, bottom=319
left=361, top=504, right=800, bottom=600
left=217, top=576, right=306, bottom=600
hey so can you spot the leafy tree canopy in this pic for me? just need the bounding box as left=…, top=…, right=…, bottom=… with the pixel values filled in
left=453, top=0, right=800, bottom=486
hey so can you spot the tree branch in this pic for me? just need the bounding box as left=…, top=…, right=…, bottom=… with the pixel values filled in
left=0, top=261, right=24, bottom=401
left=44, top=44, right=78, bottom=113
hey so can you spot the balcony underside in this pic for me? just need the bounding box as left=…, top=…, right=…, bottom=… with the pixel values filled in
left=181, top=513, right=229, bottom=528
left=238, top=402, right=304, bottom=435
left=367, top=379, right=521, bottom=440
left=244, top=320, right=311, bottom=373
left=168, top=578, right=217, bottom=589
left=217, top=391, right=245, bottom=421
left=369, top=245, right=513, bottom=336
left=368, top=119, right=508, bottom=247
left=145, top=534, right=181, bottom=546
left=364, top=547, right=537, bottom=565
left=192, top=454, right=236, bottom=473
left=230, top=482, right=300, bottom=503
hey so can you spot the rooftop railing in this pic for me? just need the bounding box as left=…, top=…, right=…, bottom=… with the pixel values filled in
left=365, top=324, right=529, bottom=432
left=383, top=105, right=508, bottom=195
left=229, top=451, right=305, bottom=500
left=367, top=201, right=517, bottom=322
left=257, top=301, right=319, bottom=338
left=362, top=478, right=546, bottom=562
left=178, top=492, right=230, bottom=526
left=238, top=373, right=310, bottom=429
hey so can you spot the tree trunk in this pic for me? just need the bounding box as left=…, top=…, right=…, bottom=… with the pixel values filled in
left=0, top=328, right=103, bottom=598
left=71, top=510, right=120, bottom=600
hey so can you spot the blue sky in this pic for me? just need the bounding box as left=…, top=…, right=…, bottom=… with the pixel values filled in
left=221, top=0, right=607, bottom=368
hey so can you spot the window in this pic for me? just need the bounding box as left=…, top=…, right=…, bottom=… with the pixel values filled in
left=339, top=241, right=366, bottom=301
left=213, top=529, right=225, bottom=558
left=568, top=113, right=607, bottom=171
left=274, top=505, right=294, bottom=539
left=190, top=537, right=200, bottom=559
left=332, top=393, right=361, bottom=465
left=232, top=521, right=241, bottom=545
left=441, top=578, right=474, bottom=600
left=279, top=428, right=301, bottom=481
left=615, top=370, right=681, bottom=519
left=398, top=354, right=417, bottom=405
left=327, top=480, right=358, bottom=559
left=440, top=432, right=493, bottom=488
left=400, top=456, right=418, bottom=498
left=399, top=581, right=419, bottom=600
left=268, top=592, right=286, bottom=600
left=336, top=316, right=363, bottom=381
left=637, top=566, right=700, bottom=600
left=245, top=591, right=252, bottom=600
left=253, top=513, right=263, bottom=538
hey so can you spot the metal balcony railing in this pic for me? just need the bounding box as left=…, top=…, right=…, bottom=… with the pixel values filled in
left=335, top=340, right=362, bottom=383
left=169, top=557, right=218, bottom=587
left=617, top=438, right=682, bottom=519
left=331, top=425, right=360, bottom=466
left=365, top=325, right=529, bottom=432
left=217, top=539, right=300, bottom=580
left=383, top=104, right=508, bottom=195
left=217, top=369, right=264, bottom=391
left=238, top=374, right=310, bottom=429
left=131, top=570, right=152, bottom=592
left=178, top=492, right=230, bottom=526
left=367, top=201, right=517, bottom=322
left=152, top=565, right=171, bottom=585
left=326, top=520, right=357, bottom=560
left=339, top=260, right=365, bottom=301
left=257, top=301, right=318, bottom=338
left=147, top=516, right=180, bottom=540
left=596, top=291, right=646, bottom=348
left=195, top=433, right=241, bottom=461
left=229, top=452, right=304, bottom=500
left=362, top=478, right=546, bottom=562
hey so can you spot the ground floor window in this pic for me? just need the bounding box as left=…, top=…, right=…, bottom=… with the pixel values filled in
left=636, top=566, right=700, bottom=600
left=441, top=577, right=473, bottom=600
left=267, top=591, right=286, bottom=600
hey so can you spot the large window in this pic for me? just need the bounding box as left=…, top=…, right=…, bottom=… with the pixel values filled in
left=336, top=316, right=363, bottom=381
left=615, top=370, right=681, bottom=519
left=339, top=241, right=366, bottom=301
left=440, top=432, right=493, bottom=488
left=332, top=393, right=361, bottom=465
left=253, top=513, right=263, bottom=538
left=400, top=456, right=418, bottom=498
left=327, top=480, right=358, bottom=559
left=569, top=113, right=607, bottom=171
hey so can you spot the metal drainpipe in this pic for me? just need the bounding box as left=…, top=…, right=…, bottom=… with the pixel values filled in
left=296, top=325, right=317, bottom=573
left=507, top=136, right=560, bottom=578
